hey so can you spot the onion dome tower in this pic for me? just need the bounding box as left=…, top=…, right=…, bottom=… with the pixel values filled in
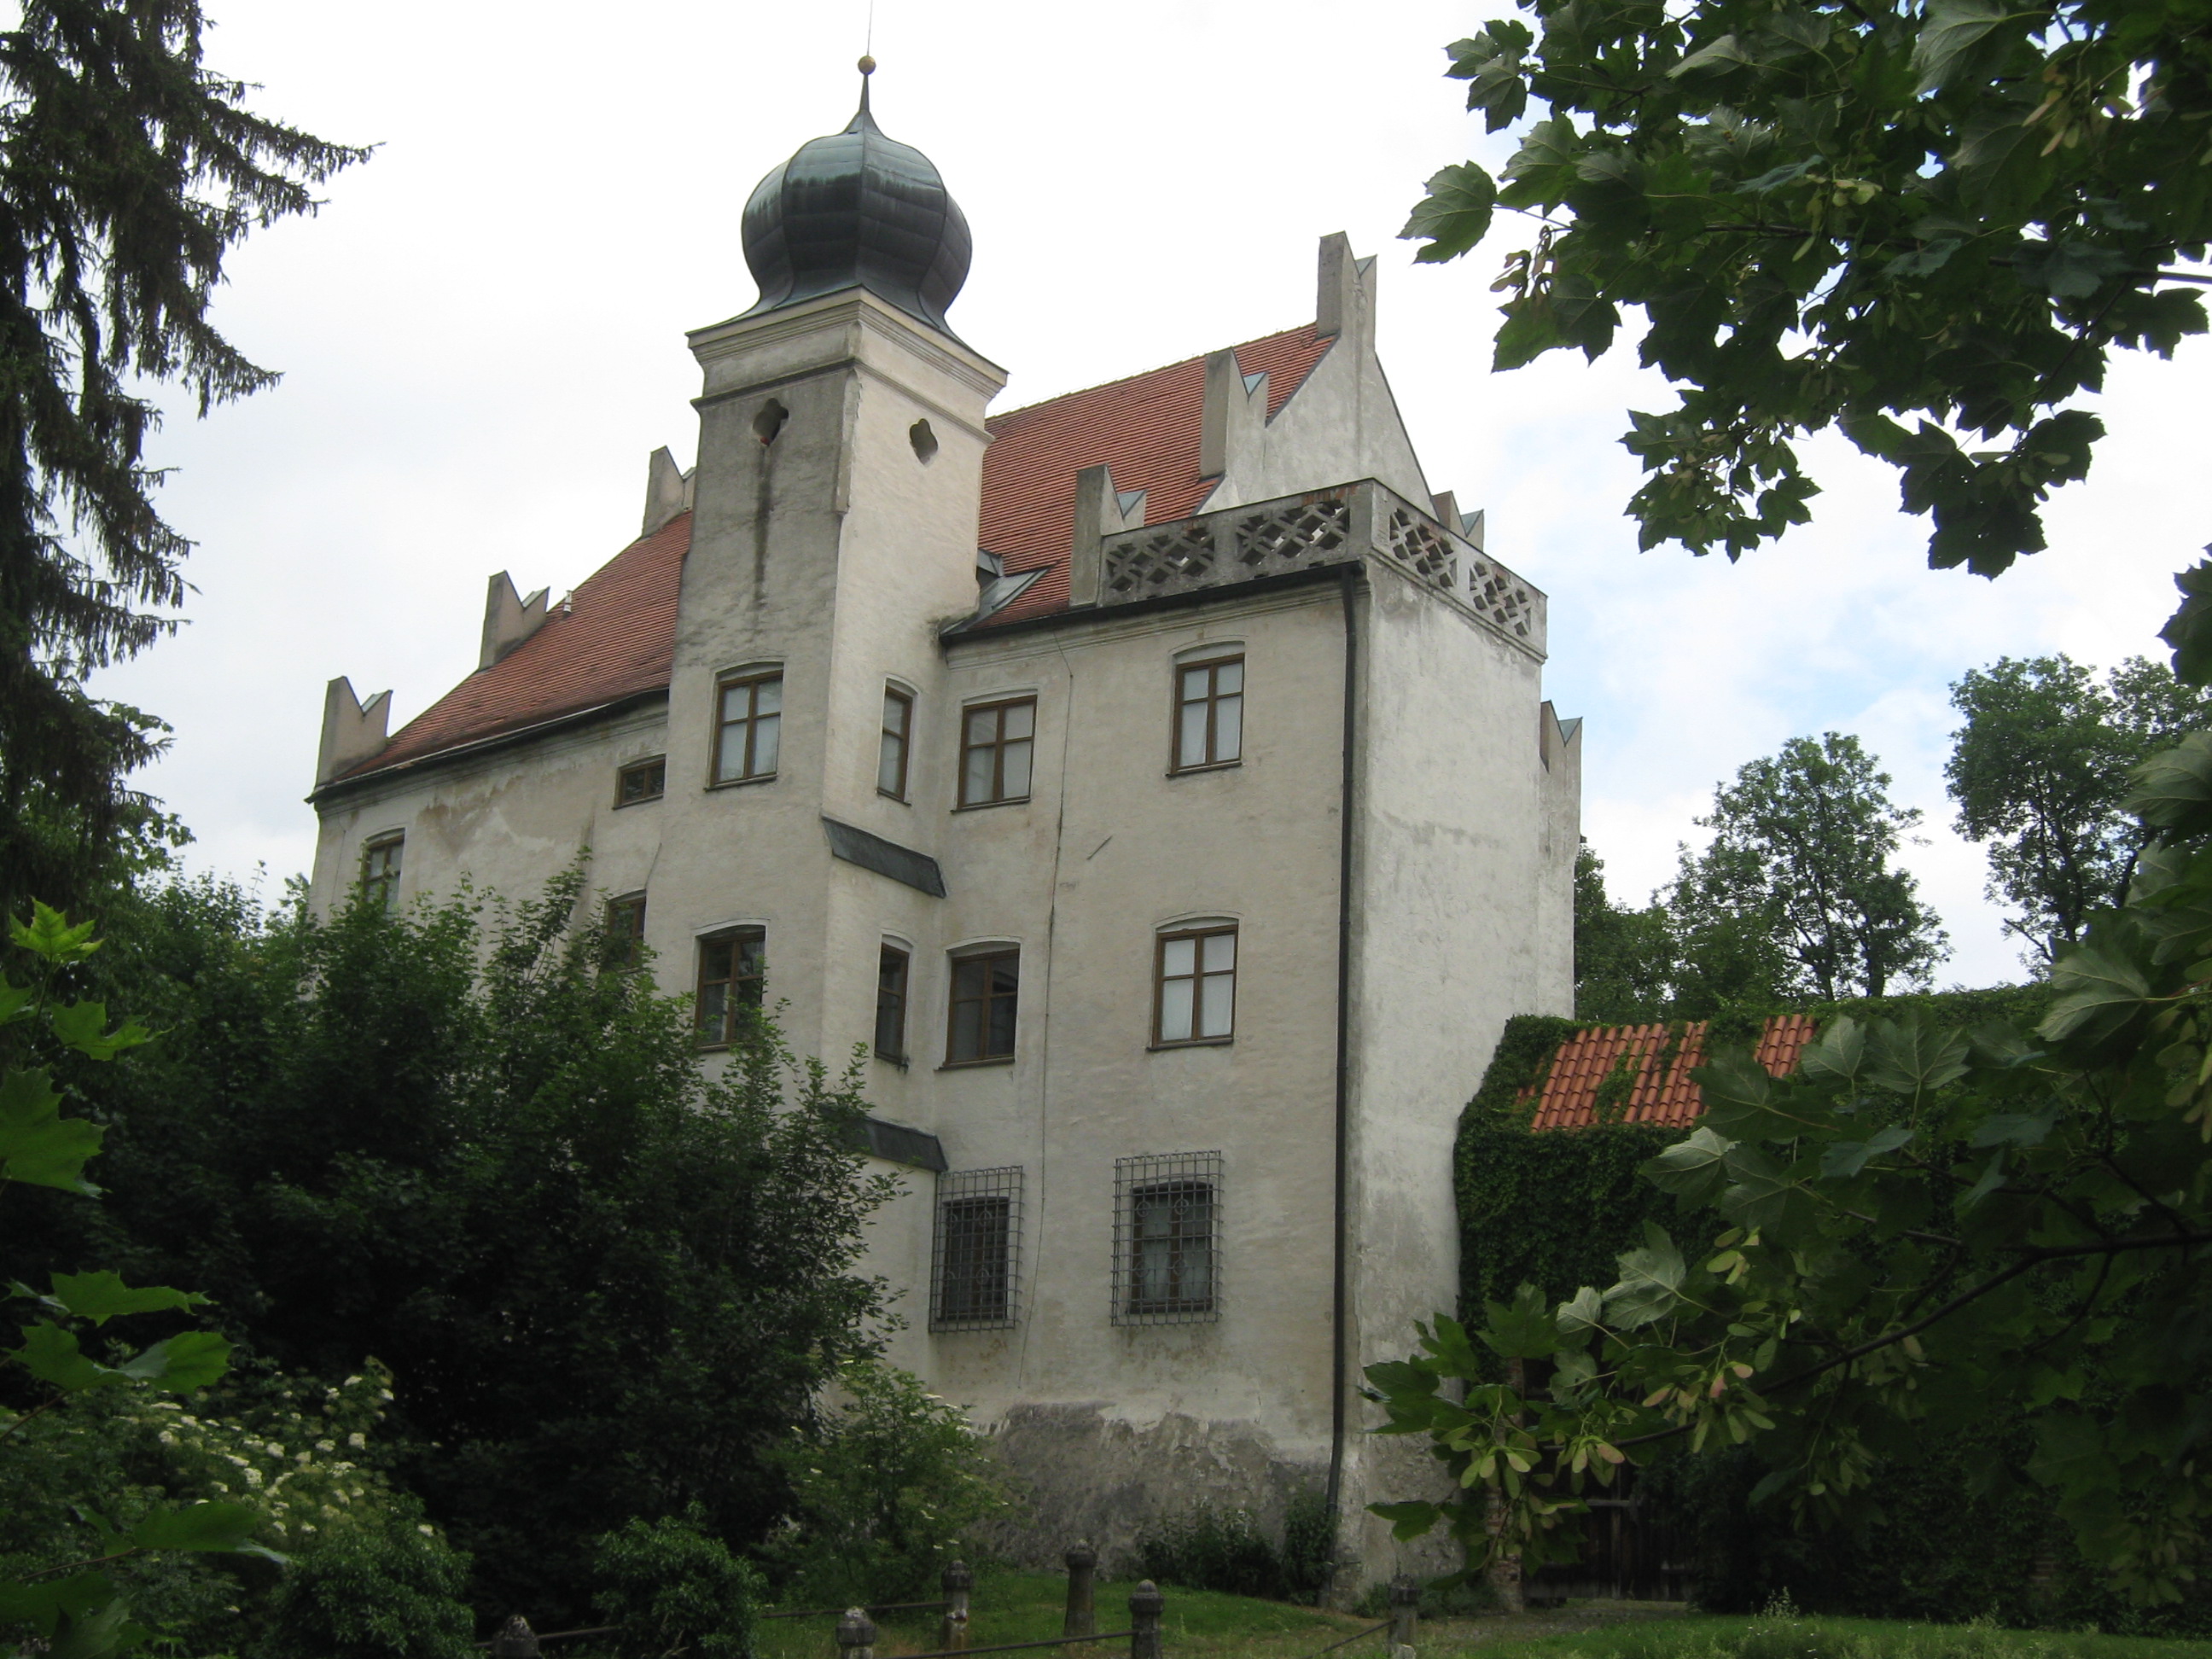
left=738, top=60, right=973, bottom=336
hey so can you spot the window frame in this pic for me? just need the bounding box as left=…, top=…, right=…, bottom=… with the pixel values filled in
left=360, top=833, right=404, bottom=912
left=710, top=670, right=783, bottom=788
left=604, top=892, right=648, bottom=969
left=1152, top=923, right=1238, bottom=1048
left=878, top=685, right=913, bottom=801
left=875, top=944, right=911, bottom=1065
left=1170, top=654, right=1245, bottom=774
left=614, top=755, right=667, bottom=807
left=1112, top=1151, right=1224, bottom=1326
left=929, top=1167, right=1023, bottom=1330
left=695, top=926, right=765, bottom=1049
left=943, top=946, right=1019, bottom=1067
left=956, top=696, right=1037, bottom=809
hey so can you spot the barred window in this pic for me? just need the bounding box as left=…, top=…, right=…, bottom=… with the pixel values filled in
left=713, top=672, right=782, bottom=784
left=696, top=927, right=765, bottom=1047
left=361, top=834, right=403, bottom=912
left=1173, top=655, right=1243, bottom=771
left=1113, top=1151, right=1222, bottom=1325
left=932, top=1167, right=1022, bottom=1330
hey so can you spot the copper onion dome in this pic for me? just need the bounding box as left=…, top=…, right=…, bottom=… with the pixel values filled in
left=738, top=64, right=972, bottom=335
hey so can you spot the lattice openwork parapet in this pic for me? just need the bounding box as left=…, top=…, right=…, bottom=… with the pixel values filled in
left=1384, top=507, right=1457, bottom=591
left=1234, top=498, right=1351, bottom=574
left=1111, top=1150, right=1222, bottom=1327
left=931, top=1166, right=1023, bottom=1331
left=1102, top=520, right=1219, bottom=601
left=1468, top=556, right=1537, bottom=642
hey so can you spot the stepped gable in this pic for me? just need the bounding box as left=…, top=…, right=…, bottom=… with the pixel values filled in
left=975, top=325, right=1336, bottom=627
left=1524, top=1014, right=1820, bottom=1131
left=341, top=511, right=692, bottom=781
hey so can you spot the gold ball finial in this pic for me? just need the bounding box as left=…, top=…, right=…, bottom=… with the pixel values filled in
left=858, top=54, right=876, bottom=75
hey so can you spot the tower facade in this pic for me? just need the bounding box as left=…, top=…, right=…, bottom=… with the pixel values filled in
left=306, top=84, right=1579, bottom=1586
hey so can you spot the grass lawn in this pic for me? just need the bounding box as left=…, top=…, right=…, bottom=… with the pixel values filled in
left=754, top=1574, right=2212, bottom=1659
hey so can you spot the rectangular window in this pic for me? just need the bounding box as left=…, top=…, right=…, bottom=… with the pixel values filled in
left=1173, top=656, right=1243, bottom=771
left=616, top=756, right=666, bottom=806
left=713, top=672, right=783, bottom=784
left=946, top=948, right=1018, bottom=1064
left=878, top=688, right=912, bottom=800
left=930, top=1167, right=1023, bottom=1330
left=875, top=945, right=910, bottom=1063
left=361, top=834, right=403, bottom=912
left=1155, top=925, right=1237, bottom=1045
left=1113, top=1151, right=1222, bottom=1325
left=958, top=697, right=1034, bottom=807
left=605, top=893, right=648, bottom=968
left=696, top=927, right=765, bottom=1046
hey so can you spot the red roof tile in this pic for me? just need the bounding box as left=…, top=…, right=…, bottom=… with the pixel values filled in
left=342, top=511, right=690, bottom=779
left=338, top=323, right=1335, bottom=779
left=975, top=325, right=1336, bottom=626
left=1522, top=1015, right=1821, bottom=1132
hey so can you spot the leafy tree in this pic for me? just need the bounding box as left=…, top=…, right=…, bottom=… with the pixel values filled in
left=591, top=1507, right=760, bottom=1659
left=1, top=872, right=899, bottom=1625
left=1572, top=843, right=1675, bottom=1022
left=0, top=1, right=367, bottom=920
left=1365, top=666, right=2212, bottom=1606
left=1947, top=654, right=2212, bottom=964
left=1669, top=733, right=1947, bottom=1002
left=1400, top=0, right=2211, bottom=575
left=761, top=1357, right=1010, bottom=1607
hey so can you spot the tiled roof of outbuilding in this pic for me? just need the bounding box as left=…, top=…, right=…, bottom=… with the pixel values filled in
left=1522, top=1015, right=1821, bottom=1132
left=335, top=322, right=1336, bottom=781
left=341, top=510, right=691, bottom=779
left=974, top=325, right=1335, bottom=626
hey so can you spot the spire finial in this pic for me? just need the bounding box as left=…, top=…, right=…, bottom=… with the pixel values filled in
left=856, top=54, right=876, bottom=115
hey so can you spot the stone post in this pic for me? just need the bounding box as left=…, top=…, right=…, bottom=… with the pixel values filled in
left=1388, top=1575, right=1419, bottom=1659
left=941, top=1559, right=973, bottom=1652
left=489, top=1615, right=540, bottom=1659
left=836, top=1608, right=877, bottom=1659
left=1128, top=1580, right=1164, bottom=1659
left=1062, top=1541, right=1097, bottom=1639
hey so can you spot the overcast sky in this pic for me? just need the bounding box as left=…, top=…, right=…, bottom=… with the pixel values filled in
left=93, top=0, right=2211, bottom=987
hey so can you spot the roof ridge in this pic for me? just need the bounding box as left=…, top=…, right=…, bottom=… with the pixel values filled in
left=987, top=323, right=1318, bottom=425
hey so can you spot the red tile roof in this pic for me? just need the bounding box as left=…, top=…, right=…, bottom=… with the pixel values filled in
left=341, top=510, right=690, bottom=780
left=975, top=325, right=1336, bottom=626
left=336, top=323, right=1336, bottom=780
left=1523, top=1015, right=1821, bottom=1132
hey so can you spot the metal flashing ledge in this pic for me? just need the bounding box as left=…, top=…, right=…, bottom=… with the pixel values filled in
left=821, top=816, right=946, bottom=897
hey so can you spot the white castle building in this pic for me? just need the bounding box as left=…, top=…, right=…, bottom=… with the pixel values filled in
left=306, top=73, right=1580, bottom=1585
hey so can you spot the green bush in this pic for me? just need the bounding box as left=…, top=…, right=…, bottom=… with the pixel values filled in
left=592, top=1506, right=760, bottom=1659
left=762, top=1358, right=1010, bottom=1606
left=255, top=1511, right=473, bottom=1659
left=1132, top=1488, right=1334, bottom=1606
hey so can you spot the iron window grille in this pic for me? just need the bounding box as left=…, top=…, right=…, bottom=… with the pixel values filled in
left=616, top=756, right=666, bottom=806
left=604, top=893, right=648, bottom=969
left=931, top=1166, right=1023, bottom=1330
left=876, top=945, right=911, bottom=1063
left=946, top=948, right=1018, bottom=1065
left=713, top=672, right=783, bottom=784
left=1173, top=656, right=1244, bottom=771
left=696, top=927, right=765, bottom=1047
left=361, top=834, right=403, bottom=912
left=879, top=687, right=913, bottom=800
left=1154, top=925, right=1237, bottom=1045
left=1113, top=1151, right=1223, bottom=1325
left=958, top=697, right=1034, bottom=806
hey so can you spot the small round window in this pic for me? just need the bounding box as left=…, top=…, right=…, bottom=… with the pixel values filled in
left=909, top=418, right=939, bottom=463
left=754, top=399, right=789, bottom=445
